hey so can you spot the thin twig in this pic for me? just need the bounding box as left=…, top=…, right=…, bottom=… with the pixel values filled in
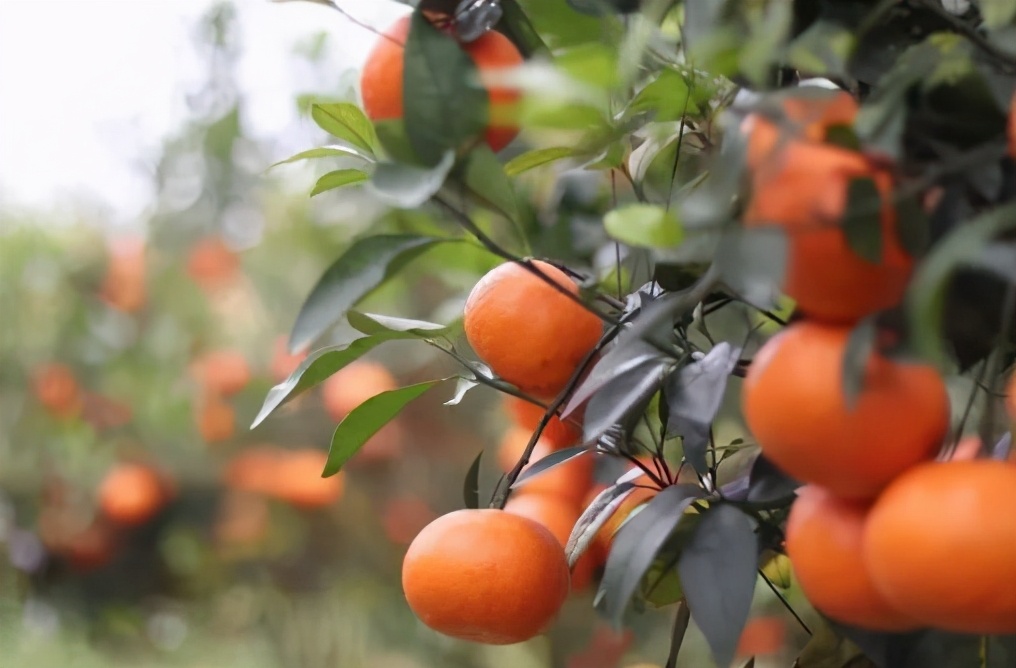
left=759, top=568, right=812, bottom=636
left=914, top=0, right=1016, bottom=72
left=665, top=601, right=691, bottom=668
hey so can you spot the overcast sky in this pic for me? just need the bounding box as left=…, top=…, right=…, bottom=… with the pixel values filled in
left=0, top=0, right=409, bottom=222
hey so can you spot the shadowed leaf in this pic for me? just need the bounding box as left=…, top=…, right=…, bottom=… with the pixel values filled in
left=463, top=450, right=483, bottom=509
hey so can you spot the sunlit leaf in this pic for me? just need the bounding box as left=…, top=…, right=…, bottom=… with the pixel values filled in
left=269, top=145, right=373, bottom=170
left=504, top=146, right=576, bottom=176
left=311, top=102, right=379, bottom=156
left=310, top=169, right=369, bottom=196
left=604, top=204, right=684, bottom=249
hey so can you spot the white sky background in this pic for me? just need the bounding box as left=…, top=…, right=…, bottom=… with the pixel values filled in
left=0, top=0, right=410, bottom=223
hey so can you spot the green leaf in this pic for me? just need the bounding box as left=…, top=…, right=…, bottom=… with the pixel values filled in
left=311, top=103, right=379, bottom=156
left=373, top=119, right=421, bottom=165
left=981, top=0, right=1016, bottom=28
left=403, top=10, right=489, bottom=166
left=346, top=311, right=452, bottom=337
left=290, top=235, right=454, bottom=353
left=269, top=145, right=373, bottom=170
left=324, top=379, right=449, bottom=475
left=842, top=177, right=884, bottom=263
left=604, top=203, right=684, bottom=249
left=251, top=335, right=399, bottom=429
left=504, top=146, right=576, bottom=176
left=463, top=450, right=483, bottom=509
left=456, top=146, right=519, bottom=221
left=310, top=169, right=369, bottom=196
left=626, top=68, right=697, bottom=121
left=367, top=151, right=456, bottom=208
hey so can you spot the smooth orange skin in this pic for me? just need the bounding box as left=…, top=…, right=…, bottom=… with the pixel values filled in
left=465, top=261, right=603, bottom=397
left=786, top=486, right=918, bottom=631
left=504, top=395, right=582, bottom=447
left=98, top=463, right=167, bottom=526
left=864, top=460, right=1016, bottom=634
left=190, top=350, right=251, bottom=397
left=744, top=141, right=913, bottom=323
left=743, top=321, right=949, bottom=499
left=497, top=425, right=594, bottom=507
left=402, top=509, right=570, bottom=644
left=743, top=90, right=859, bottom=169
left=504, top=492, right=596, bottom=592
left=360, top=15, right=524, bottom=152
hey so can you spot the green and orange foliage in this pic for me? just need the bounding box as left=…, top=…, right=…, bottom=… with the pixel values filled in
left=189, top=349, right=251, bottom=397
left=31, top=362, right=83, bottom=420
left=497, top=425, right=594, bottom=507
left=100, top=236, right=147, bottom=313
left=321, top=360, right=404, bottom=463
left=196, top=390, right=237, bottom=444
left=742, top=88, right=859, bottom=169
left=588, top=483, right=658, bottom=558
left=225, top=446, right=344, bottom=509
left=504, top=395, right=582, bottom=447
left=270, top=335, right=307, bottom=383
left=742, top=321, right=949, bottom=499
left=743, top=140, right=912, bottom=324
left=785, top=486, right=918, bottom=631
left=97, top=462, right=171, bottom=527
left=360, top=14, right=524, bottom=152
left=214, top=490, right=270, bottom=549
left=464, top=261, right=603, bottom=397
left=382, top=495, right=439, bottom=547
left=504, top=492, right=596, bottom=592
left=402, top=509, right=570, bottom=644
left=186, top=235, right=240, bottom=292
left=864, top=459, right=1016, bottom=634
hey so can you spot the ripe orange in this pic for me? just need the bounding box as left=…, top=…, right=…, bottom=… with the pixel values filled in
left=361, top=14, right=524, bottom=152
left=31, top=362, right=82, bottom=419
left=497, top=425, right=593, bottom=507
left=785, top=486, right=918, bottom=631
left=402, top=508, right=569, bottom=644
left=196, top=391, right=236, bottom=444
left=464, top=261, right=603, bottom=397
left=190, top=350, right=251, bottom=397
left=504, top=395, right=582, bottom=447
left=271, top=449, right=345, bottom=509
left=505, top=492, right=597, bottom=591
left=864, top=460, right=1016, bottom=634
left=100, top=236, right=147, bottom=313
left=744, top=141, right=913, bottom=323
left=97, top=462, right=168, bottom=526
left=742, top=321, right=949, bottom=498
left=186, top=236, right=239, bottom=291
left=743, top=89, right=859, bottom=169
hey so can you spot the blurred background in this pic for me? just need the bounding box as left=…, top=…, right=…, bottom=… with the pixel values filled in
left=0, top=1, right=810, bottom=666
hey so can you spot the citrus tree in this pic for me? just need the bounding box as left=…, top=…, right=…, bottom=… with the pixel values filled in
left=253, top=0, right=1016, bottom=665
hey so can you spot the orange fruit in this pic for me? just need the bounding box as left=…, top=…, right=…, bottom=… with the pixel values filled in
left=186, top=236, right=239, bottom=291
left=97, top=462, right=168, bottom=526
left=742, top=321, right=949, bottom=499
left=505, top=492, right=597, bottom=591
left=464, top=261, right=603, bottom=397
left=497, top=425, right=593, bottom=507
left=736, top=615, right=787, bottom=657
left=504, top=395, right=582, bottom=447
left=402, top=508, right=569, bottom=644
left=743, top=89, right=859, bottom=169
left=270, top=335, right=307, bottom=383
left=864, top=460, right=1016, bottom=634
left=786, top=486, right=918, bottom=631
left=224, top=446, right=283, bottom=495
left=744, top=141, right=912, bottom=323
left=100, top=236, right=147, bottom=313
left=31, top=362, right=82, bottom=419
left=62, top=521, right=116, bottom=573
left=196, top=391, right=236, bottom=443
left=321, top=360, right=398, bottom=420
left=269, top=449, right=345, bottom=509
left=361, top=14, right=524, bottom=152
left=190, top=350, right=251, bottom=397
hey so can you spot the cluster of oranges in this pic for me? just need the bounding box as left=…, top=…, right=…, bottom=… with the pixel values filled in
left=740, top=90, right=1016, bottom=634
left=401, top=260, right=605, bottom=644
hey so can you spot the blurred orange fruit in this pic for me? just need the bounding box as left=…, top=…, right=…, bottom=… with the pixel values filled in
left=786, top=486, right=918, bottom=631
left=270, top=335, right=307, bottom=383
left=100, top=236, right=147, bottom=313
left=736, top=615, right=787, bottom=657
left=464, top=261, right=603, bottom=397
left=186, top=236, right=240, bottom=291
left=382, top=495, right=439, bottom=546
left=742, top=321, right=949, bottom=498
left=97, top=462, right=169, bottom=527
left=214, top=490, right=270, bottom=547
left=505, top=492, right=596, bottom=591
left=196, top=391, right=236, bottom=444
left=742, top=89, right=859, bottom=169
left=497, top=425, right=594, bottom=507
left=226, top=447, right=343, bottom=509
left=402, top=508, right=569, bottom=644
left=590, top=483, right=657, bottom=557
left=190, top=350, right=251, bottom=397
left=321, top=360, right=398, bottom=420
left=864, top=460, right=1016, bottom=634
left=31, top=362, right=82, bottom=419
left=504, top=395, right=582, bottom=447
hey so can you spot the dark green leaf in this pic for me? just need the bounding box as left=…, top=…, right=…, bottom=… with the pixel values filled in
left=601, top=484, right=703, bottom=625
left=583, top=354, right=675, bottom=444
left=565, top=482, right=638, bottom=566
left=504, top=146, right=576, bottom=176
left=463, top=450, right=483, bottom=509
left=496, top=0, right=550, bottom=57
left=512, top=446, right=590, bottom=488
left=456, top=145, right=519, bottom=221
left=403, top=10, right=488, bottom=166
left=367, top=151, right=455, bottom=208
left=325, top=379, right=448, bottom=475
left=373, top=119, right=420, bottom=165
left=604, top=204, right=684, bottom=249
left=289, top=235, right=453, bottom=353
left=842, top=317, right=876, bottom=409
left=310, top=169, right=369, bottom=196
left=346, top=310, right=451, bottom=337
left=677, top=504, right=759, bottom=668
left=746, top=453, right=799, bottom=506
left=713, top=226, right=788, bottom=311
left=842, top=177, right=884, bottom=264
left=251, top=335, right=398, bottom=429
left=311, top=103, right=379, bottom=156
left=895, top=193, right=930, bottom=257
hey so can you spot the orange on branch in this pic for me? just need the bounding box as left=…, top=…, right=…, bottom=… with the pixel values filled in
left=464, top=261, right=603, bottom=397
left=505, top=492, right=597, bottom=592
left=742, top=89, right=859, bottom=169
left=497, top=425, right=593, bottom=507
left=742, top=321, right=949, bottom=498
left=504, top=395, right=582, bottom=447
left=402, top=509, right=569, bottom=644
